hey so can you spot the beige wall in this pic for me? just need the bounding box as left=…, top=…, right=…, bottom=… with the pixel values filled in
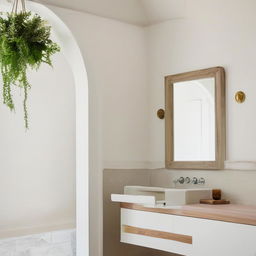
left=103, top=169, right=181, bottom=256
left=104, top=168, right=256, bottom=256
left=151, top=169, right=256, bottom=205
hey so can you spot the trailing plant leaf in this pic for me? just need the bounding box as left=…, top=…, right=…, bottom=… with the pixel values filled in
left=0, top=11, right=60, bottom=128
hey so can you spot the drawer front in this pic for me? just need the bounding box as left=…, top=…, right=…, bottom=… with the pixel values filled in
left=121, top=208, right=193, bottom=255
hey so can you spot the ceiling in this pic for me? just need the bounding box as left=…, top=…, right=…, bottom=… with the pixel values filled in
left=32, top=0, right=186, bottom=26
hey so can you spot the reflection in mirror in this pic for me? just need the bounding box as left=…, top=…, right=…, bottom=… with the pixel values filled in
left=173, top=78, right=215, bottom=161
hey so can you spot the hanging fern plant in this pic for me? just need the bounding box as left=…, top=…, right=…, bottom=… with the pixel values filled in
left=0, top=0, right=60, bottom=128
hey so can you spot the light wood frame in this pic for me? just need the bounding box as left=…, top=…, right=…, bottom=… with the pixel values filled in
left=165, top=67, right=226, bottom=170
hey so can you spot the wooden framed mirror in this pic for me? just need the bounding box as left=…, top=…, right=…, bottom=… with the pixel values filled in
left=165, top=67, right=225, bottom=170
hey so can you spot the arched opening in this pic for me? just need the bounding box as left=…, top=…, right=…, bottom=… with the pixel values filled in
left=0, top=1, right=89, bottom=256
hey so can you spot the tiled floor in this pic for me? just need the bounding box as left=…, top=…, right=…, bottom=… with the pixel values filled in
left=0, top=229, right=75, bottom=256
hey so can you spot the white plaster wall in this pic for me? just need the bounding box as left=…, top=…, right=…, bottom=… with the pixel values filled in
left=0, top=52, right=76, bottom=238
left=38, top=6, right=149, bottom=256
left=0, top=5, right=148, bottom=256
left=103, top=1, right=256, bottom=256
left=4, top=1, right=256, bottom=256
left=147, top=0, right=256, bottom=164
left=50, top=6, right=149, bottom=165
left=145, top=0, right=256, bottom=220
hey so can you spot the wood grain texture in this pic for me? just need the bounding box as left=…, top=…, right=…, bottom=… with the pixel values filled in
left=121, top=203, right=256, bottom=226
left=165, top=66, right=226, bottom=170
left=123, top=225, right=192, bottom=244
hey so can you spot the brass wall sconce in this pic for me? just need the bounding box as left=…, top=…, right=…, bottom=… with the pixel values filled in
left=235, top=91, right=246, bottom=103
left=157, top=109, right=165, bottom=119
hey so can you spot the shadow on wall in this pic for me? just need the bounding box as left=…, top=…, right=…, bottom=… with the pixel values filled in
left=103, top=169, right=181, bottom=256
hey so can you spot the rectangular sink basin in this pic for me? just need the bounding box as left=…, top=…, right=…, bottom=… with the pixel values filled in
left=111, top=186, right=212, bottom=206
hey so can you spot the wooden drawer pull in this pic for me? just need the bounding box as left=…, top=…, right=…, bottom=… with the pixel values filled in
left=123, top=225, right=192, bottom=244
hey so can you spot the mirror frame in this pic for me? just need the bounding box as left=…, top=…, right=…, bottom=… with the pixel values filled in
left=165, top=67, right=226, bottom=170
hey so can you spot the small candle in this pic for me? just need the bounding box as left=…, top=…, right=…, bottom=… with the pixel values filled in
left=212, top=189, right=221, bottom=200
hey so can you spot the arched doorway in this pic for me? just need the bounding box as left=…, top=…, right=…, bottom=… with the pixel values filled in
left=0, top=1, right=89, bottom=255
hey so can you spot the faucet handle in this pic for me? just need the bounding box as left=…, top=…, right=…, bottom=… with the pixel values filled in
left=191, top=177, right=198, bottom=184
left=198, top=177, right=206, bottom=185
left=178, top=177, right=185, bottom=184
left=185, top=177, right=191, bottom=184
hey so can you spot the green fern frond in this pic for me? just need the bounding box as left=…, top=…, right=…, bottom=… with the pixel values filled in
left=0, top=11, right=60, bottom=129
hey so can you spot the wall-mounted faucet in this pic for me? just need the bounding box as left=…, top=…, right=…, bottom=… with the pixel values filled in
left=173, top=176, right=206, bottom=185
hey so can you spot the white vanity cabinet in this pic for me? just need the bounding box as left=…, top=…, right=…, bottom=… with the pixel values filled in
left=120, top=205, right=256, bottom=256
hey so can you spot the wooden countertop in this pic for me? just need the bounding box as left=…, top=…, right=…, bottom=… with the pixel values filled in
left=121, top=203, right=256, bottom=226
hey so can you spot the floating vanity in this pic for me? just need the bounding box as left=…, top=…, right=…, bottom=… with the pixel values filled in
left=111, top=66, right=255, bottom=255
left=112, top=186, right=256, bottom=256
left=119, top=203, right=256, bottom=256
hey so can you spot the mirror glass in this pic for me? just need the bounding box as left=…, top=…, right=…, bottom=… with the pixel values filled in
left=173, top=78, right=215, bottom=161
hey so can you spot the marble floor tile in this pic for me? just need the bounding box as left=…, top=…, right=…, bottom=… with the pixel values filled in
left=0, top=229, right=75, bottom=256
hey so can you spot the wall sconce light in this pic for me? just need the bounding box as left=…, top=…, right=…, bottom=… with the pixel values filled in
left=157, top=109, right=165, bottom=119
left=235, top=91, right=246, bottom=103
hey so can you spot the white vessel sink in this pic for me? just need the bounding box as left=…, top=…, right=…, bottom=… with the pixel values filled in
left=111, top=185, right=212, bottom=206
